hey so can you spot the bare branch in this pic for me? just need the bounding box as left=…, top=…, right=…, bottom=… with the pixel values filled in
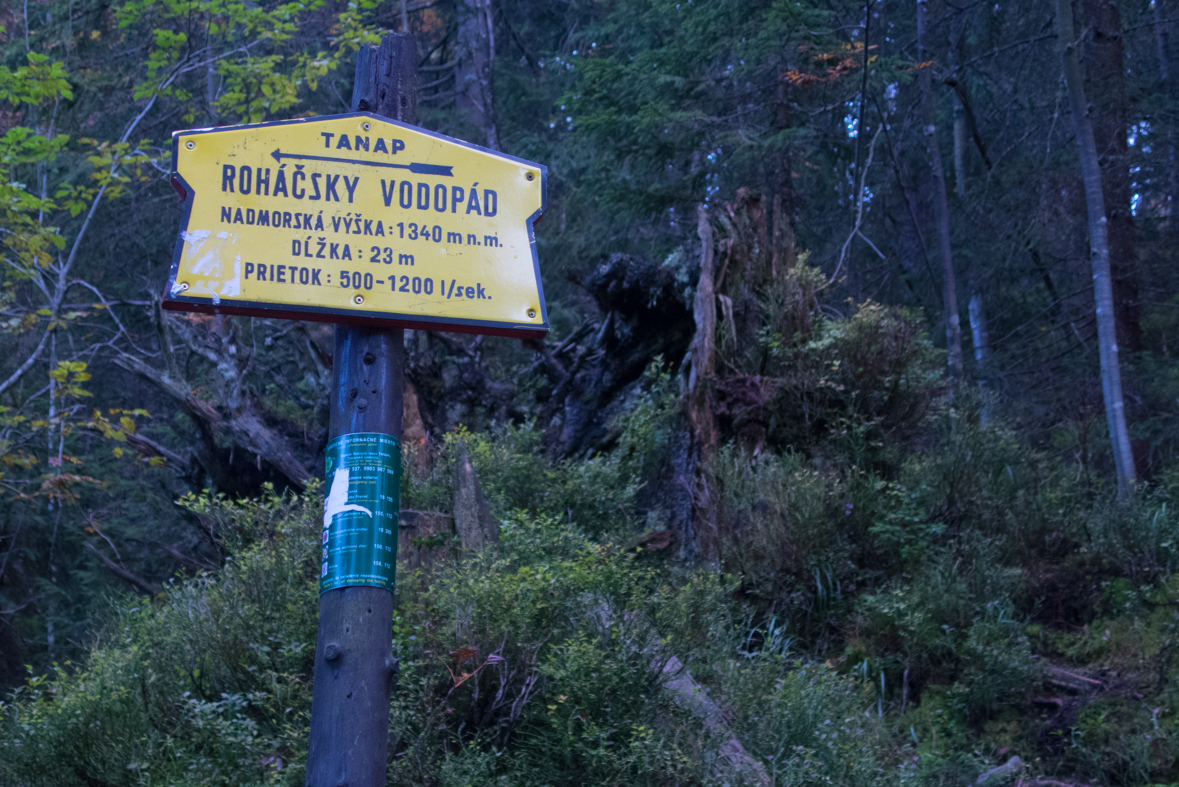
left=124, top=431, right=191, bottom=468
left=67, top=278, right=156, bottom=357
left=84, top=542, right=161, bottom=595
left=830, top=123, right=884, bottom=285
left=0, top=329, right=50, bottom=398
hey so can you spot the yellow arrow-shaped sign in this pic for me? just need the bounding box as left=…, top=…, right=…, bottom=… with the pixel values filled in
left=164, top=113, right=548, bottom=339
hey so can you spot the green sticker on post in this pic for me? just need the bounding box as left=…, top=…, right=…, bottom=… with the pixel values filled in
left=321, top=433, right=401, bottom=593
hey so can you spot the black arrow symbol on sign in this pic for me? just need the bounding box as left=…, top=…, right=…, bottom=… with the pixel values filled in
left=270, top=149, right=453, bottom=177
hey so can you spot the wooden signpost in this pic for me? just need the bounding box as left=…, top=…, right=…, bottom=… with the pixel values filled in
left=164, top=33, right=547, bottom=787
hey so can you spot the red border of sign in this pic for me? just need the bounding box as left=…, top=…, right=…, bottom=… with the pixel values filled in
left=163, top=112, right=548, bottom=340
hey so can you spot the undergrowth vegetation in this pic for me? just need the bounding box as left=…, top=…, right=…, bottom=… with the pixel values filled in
left=6, top=296, right=1179, bottom=786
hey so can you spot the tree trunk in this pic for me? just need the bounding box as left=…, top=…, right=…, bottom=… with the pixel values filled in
left=969, top=293, right=990, bottom=373
left=687, top=205, right=717, bottom=452
left=772, top=66, right=797, bottom=276
left=1083, top=0, right=1140, bottom=352
left=917, top=0, right=964, bottom=380
left=685, top=206, right=717, bottom=562
left=307, top=37, right=415, bottom=784
left=952, top=72, right=967, bottom=200
left=949, top=44, right=990, bottom=383
left=1056, top=0, right=1137, bottom=492
left=1154, top=0, right=1177, bottom=229
left=456, top=0, right=500, bottom=150
left=478, top=0, right=500, bottom=151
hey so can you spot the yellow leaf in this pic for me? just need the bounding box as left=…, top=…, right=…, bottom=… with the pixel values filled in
left=119, top=417, right=136, bottom=433
left=112, top=447, right=124, bottom=458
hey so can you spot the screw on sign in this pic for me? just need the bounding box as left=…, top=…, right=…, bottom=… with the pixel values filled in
left=163, top=33, right=546, bottom=787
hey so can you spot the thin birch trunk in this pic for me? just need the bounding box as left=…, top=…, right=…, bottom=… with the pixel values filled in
left=1055, top=0, right=1137, bottom=492
left=1083, top=0, right=1139, bottom=352
left=950, top=42, right=989, bottom=382
left=969, top=294, right=990, bottom=372
left=917, top=0, right=964, bottom=380
left=952, top=80, right=967, bottom=200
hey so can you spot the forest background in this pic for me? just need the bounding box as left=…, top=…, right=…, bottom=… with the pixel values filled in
left=1, top=0, right=1179, bottom=784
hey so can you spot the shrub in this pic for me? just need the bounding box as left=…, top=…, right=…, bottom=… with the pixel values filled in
left=852, top=542, right=1038, bottom=720
left=0, top=486, right=321, bottom=786
left=450, top=425, right=640, bottom=538
left=955, top=602, right=1040, bottom=718
left=725, top=657, right=896, bottom=787
left=702, top=445, right=852, bottom=634
left=1082, top=492, right=1179, bottom=584
left=762, top=301, right=943, bottom=453
left=390, top=511, right=692, bottom=784
left=1065, top=697, right=1156, bottom=787
left=1, top=471, right=910, bottom=787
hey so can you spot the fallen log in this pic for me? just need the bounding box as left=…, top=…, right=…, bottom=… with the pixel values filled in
left=592, top=604, right=770, bottom=787
left=661, top=653, right=771, bottom=786
left=1043, top=665, right=1103, bottom=693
